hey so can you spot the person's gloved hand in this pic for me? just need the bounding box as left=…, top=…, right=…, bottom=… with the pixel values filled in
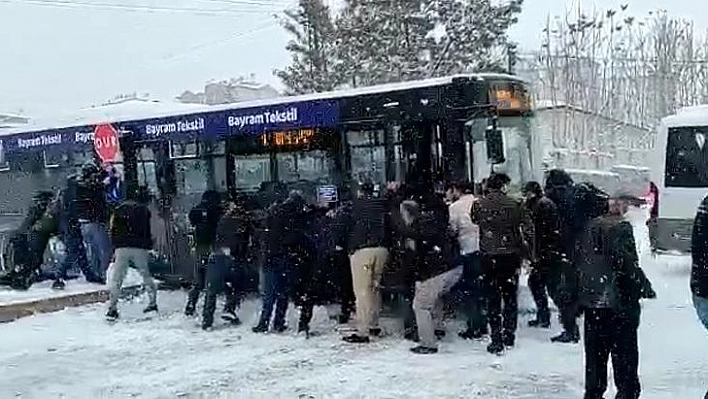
left=643, top=286, right=657, bottom=299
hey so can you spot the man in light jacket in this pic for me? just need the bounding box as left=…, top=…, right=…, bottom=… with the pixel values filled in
left=446, top=181, right=487, bottom=340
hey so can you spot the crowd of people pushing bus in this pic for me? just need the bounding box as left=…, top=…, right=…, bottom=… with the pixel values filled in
left=5, top=160, right=708, bottom=399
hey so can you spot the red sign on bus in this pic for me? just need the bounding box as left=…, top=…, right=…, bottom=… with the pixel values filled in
left=93, top=124, right=120, bottom=163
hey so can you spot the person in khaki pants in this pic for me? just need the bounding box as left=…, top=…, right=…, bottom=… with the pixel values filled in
left=349, top=247, right=389, bottom=340
left=343, top=183, right=391, bottom=344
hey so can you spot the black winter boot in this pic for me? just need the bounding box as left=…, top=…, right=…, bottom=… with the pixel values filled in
left=410, top=345, right=438, bottom=354
left=52, top=279, right=66, bottom=290
left=143, top=304, right=158, bottom=313
left=551, top=328, right=580, bottom=343
left=343, top=334, right=370, bottom=343
left=106, top=308, right=119, bottom=320
left=502, top=331, right=515, bottom=347
left=252, top=324, right=269, bottom=333
left=487, top=340, right=504, bottom=355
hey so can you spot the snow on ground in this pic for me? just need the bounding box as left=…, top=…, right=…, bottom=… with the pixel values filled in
left=0, top=209, right=706, bottom=398
left=0, top=268, right=144, bottom=305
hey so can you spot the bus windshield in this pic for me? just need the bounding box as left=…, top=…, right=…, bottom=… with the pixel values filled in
left=665, top=126, right=708, bottom=187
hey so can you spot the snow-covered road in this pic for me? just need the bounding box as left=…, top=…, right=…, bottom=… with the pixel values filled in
left=0, top=212, right=706, bottom=398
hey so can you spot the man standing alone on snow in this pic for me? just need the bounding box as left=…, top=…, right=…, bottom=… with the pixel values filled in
left=576, top=193, right=655, bottom=399
left=106, top=186, right=157, bottom=320
left=472, top=173, right=533, bottom=354
left=690, top=194, right=708, bottom=398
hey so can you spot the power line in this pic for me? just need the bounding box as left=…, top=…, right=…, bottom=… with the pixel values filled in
left=160, top=20, right=280, bottom=61
left=0, top=0, right=288, bottom=16
left=191, top=0, right=291, bottom=7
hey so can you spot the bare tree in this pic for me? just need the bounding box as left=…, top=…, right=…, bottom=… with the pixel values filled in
left=528, top=5, right=708, bottom=168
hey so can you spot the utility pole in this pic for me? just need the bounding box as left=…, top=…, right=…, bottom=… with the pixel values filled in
left=507, top=43, right=517, bottom=74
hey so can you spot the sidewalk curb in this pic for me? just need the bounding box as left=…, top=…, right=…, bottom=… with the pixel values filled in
left=0, top=285, right=142, bottom=324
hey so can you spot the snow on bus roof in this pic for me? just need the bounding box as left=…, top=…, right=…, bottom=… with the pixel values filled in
left=662, top=104, right=708, bottom=127
left=2, top=73, right=526, bottom=137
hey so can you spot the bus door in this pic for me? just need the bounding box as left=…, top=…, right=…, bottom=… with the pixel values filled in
left=391, top=122, right=438, bottom=185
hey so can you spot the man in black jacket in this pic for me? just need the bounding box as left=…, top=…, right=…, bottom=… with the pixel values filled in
left=75, top=163, right=112, bottom=281
left=200, top=199, right=253, bottom=330
left=408, top=190, right=460, bottom=354
left=472, top=173, right=533, bottom=354
left=342, top=182, right=391, bottom=343
left=544, top=169, right=582, bottom=343
left=253, top=190, right=310, bottom=333
left=1, top=191, right=58, bottom=289
left=106, top=186, right=157, bottom=320
left=185, top=190, right=223, bottom=316
left=523, top=181, right=562, bottom=329
left=52, top=175, right=99, bottom=289
left=576, top=193, right=655, bottom=399
left=691, top=195, right=708, bottom=389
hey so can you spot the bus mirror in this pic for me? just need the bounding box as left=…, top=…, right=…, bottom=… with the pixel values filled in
left=485, top=126, right=505, bottom=164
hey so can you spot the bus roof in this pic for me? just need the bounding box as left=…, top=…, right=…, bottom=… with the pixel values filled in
left=2, top=73, right=526, bottom=137
left=661, top=105, right=708, bottom=127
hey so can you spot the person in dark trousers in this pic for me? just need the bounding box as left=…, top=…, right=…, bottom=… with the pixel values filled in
left=472, top=173, right=533, bottom=354
left=544, top=169, right=581, bottom=343
left=295, top=198, right=352, bottom=336
left=53, top=175, right=101, bottom=289
left=74, top=163, right=112, bottom=280
left=576, top=192, right=655, bottom=399
left=386, top=182, right=420, bottom=341
left=0, top=191, right=59, bottom=289
left=184, top=190, right=223, bottom=316
left=408, top=188, right=460, bottom=354
left=253, top=190, right=310, bottom=333
left=690, top=194, right=708, bottom=399
left=646, top=181, right=659, bottom=255
left=523, top=181, right=562, bottom=329
left=200, top=200, right=252, bottom=330
left=106, top=186, right=158, bottom=320
left=342, top=182, right=391, bottom=343
left=446, top=181, right=487, bottom=340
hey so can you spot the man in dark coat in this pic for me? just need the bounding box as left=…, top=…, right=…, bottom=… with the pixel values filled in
left=200, top=199, right=253, bottom=330
left=53, top=175, right=100, bottom=289
left=74, top=163, right=112, bottom=280
left=185, top=190, right=224, bottom=316
left=0, top=191, right=58, bottom=289
left=106, top=186, right=157, bottom=320
left=386, top=182, right=420, bottom=341
left=342, top=182, right=391, bottom=343
left=295, top=199, right=352, bottom=335
left=544, top=169, right=581, bottom=343
left=692, top=194, right=708, bottom=399
left=576, top=193, right=655, bottom=399
left=253, top=190, right=310, bottom=333
left=523, top=181, right=562, bottom=329
left=472, top=173, right=533, bottom=354
left=408, top=190, right=460, bottom=354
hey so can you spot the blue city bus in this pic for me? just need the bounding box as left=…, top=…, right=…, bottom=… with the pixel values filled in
left=0, top=73, right=536, bottom=278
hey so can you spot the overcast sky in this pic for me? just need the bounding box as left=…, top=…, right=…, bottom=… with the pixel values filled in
left=0, top=0, right=705, bottom=117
